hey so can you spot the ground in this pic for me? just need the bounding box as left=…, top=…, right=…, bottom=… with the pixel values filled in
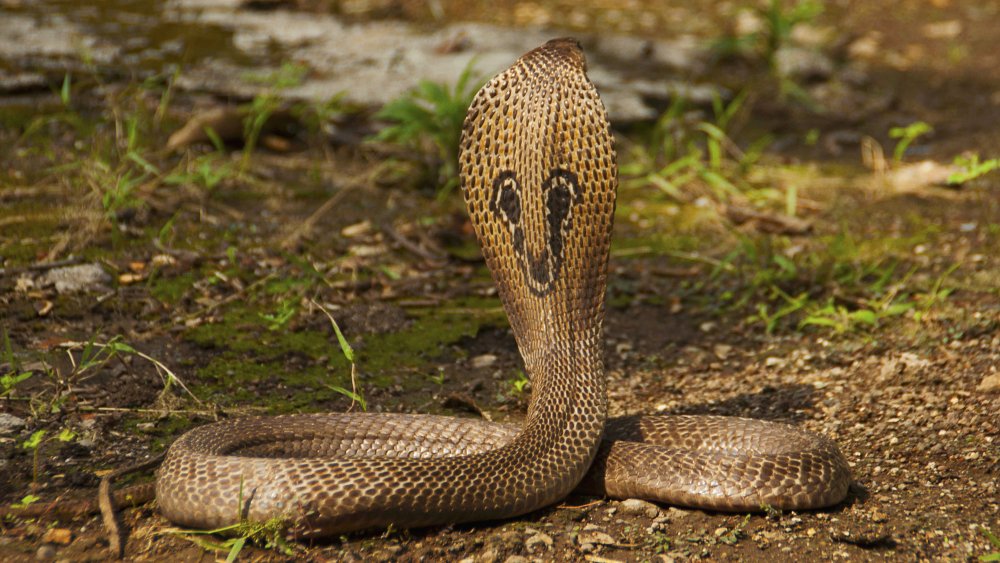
left=0, top=0, right=998, bottom=561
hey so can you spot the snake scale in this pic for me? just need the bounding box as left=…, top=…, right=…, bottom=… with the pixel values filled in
left=156, top=38, right=850, bottom=537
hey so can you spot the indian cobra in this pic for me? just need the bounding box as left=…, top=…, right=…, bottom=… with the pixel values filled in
left=156, top=38, right=850, bottom=537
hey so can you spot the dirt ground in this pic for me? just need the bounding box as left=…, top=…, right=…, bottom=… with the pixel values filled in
left=1, top=0, right=998, bottom=561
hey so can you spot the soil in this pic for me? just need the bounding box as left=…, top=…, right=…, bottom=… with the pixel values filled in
left=1, top=1, right=998, bottom=562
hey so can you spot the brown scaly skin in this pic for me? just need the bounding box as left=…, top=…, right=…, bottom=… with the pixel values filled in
left=151, top=37, right=849, bottom=539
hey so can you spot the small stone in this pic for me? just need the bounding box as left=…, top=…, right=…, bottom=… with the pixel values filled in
left=977, top=373, right=1000, bottom=392
left=471, top=354, right=497, bottom=369
left=15, top=275, right=34, bottom=292
left=525, top=531, right=553, bottom=552
left=765, top=357, right=785, bottom=368
left=39, top=263, right=111, bottom=294
left=350, top=244, right=387, bottom=257
left=848, top=34, right=880, bottom=60
left=774, top=47, right=833, bottom=80
left=713, top=344, right=732, bottom=360
left=35, top=545, right=56, bottom=560
left=578, top=530, right=616, bottom=547
left=502, top=556, right=530, bottom=563
left=0, top=413, right=25, bottom=435
left=923, top=20, right=962, bottom=40
left=619, top=498, right=660, bottom=518
left=667, top=507, right=693, bottom=519
left=41, top=528, right=72, bottom=545
left=341, top=220, right=372, bottom=237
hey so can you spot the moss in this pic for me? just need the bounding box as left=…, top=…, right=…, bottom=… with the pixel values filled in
left=148, top=271, right=196, bottom=304
left=193, top=355, right=349, bottom=412
left=359, top=296, right=506, bottom=375
left=123, top=414, right=196, bottom=452
left=187, top=305, right=330, bottom=357
left=181, top=294, right=507, bottom=412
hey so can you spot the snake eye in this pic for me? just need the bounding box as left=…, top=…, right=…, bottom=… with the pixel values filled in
left=490, top=171, right=521, bottom=226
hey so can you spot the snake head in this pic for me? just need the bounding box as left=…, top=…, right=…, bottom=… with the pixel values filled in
left=459, top=37, right=617, bottom=356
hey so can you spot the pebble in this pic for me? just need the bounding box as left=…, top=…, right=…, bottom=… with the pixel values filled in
left=0, top=413, right=25, bottom=435
left=35, top=545, right=56, bottom=560
left=977, top=373, right=1000, bottom=392
left=619, top=498, right=660, bottom=518
left=765, top=356, right=786, bottom=368
left=41, top=528, right=71, bottom=545
left=471, top=354, right=497, bottom=369
left=774, top=46, right=833, bottom=80
left=666, top=507, right=693, bottom=519
left=524, top=531, right=553, bottom=552
left=577, top=529, right=616, bottom=551
left=502, top=557, right=529, bottom=563
left=713, top=344, right=732, bottom=360
left=39, top=263, right=110, bottom=294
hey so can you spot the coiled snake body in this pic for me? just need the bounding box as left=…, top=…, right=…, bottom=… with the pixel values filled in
left=157, top=39, right=850, bottom=537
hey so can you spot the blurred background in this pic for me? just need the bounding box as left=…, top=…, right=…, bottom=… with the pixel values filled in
left=1, top=1, right=998, bottom=561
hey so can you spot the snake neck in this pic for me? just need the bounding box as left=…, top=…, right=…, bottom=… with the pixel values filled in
left=524, top=323, right=607, bottom=424
left=455, top=36, right=616, bottom=504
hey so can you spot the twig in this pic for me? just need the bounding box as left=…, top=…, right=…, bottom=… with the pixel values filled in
left=381, top=222, right=447, bottom=263
left=664, top=250, right=736, bottom=272
left=280, top=183, right=356, bottom=250
left=99, top=455, right=164, bottom=559
left=152, top=238, right=201, bottom=261
left=185, top=271, right=278, bottom=321
left=558, top=499, right=604, bottom=510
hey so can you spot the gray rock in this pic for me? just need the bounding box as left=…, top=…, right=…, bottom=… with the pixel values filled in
left=0, top=413, right=25, bottom=435
left=619, top=498, right=661, bottom=518
left=577, top=529, right=616, bottom=548
left=0, top=71, right=48, bottom=94
left=168, top=2, right=713, bottom=123
left=40, top=263, right=111, bottom=294
left=774, top=46, right=834, bottom=80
